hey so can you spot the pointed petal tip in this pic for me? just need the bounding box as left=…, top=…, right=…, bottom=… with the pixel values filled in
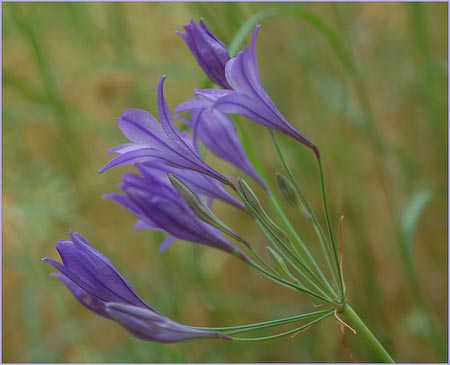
left=251, top=25, right=261, bottom=47
left=176, top=30, right=186, bottom=39
left=49, top=272, right=59, bottom=277
left=157, top=76, right=168, bottom=96
left=68, top=228, right=76, bottom=241
left=102, top=193, right=114, bottom=201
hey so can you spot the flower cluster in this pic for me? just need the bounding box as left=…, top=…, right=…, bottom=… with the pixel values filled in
left=44, top=19, right=335, bottom=346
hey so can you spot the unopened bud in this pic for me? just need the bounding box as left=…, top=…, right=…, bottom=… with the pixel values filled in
left=237, top=178, right=288, bottom=241
left=266, top=246, right=300, bottom=285
left=276, top=173, right=311, bottom=219
left=276, top=173, right=300, bottom=206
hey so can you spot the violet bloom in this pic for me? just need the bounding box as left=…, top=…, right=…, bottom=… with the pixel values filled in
left=178, top=19, right=231, bottom=89
left=105, top=166, right=248, bottom=260
left=100, top=76, right=232, bottom=186
left=176, top=94, right=265, bottom=188
left=43, top=231, right=227, bottom=343
left=181, top=21, right=318, bottom=157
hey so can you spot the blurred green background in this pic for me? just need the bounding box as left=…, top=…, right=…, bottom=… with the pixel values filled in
left=3, top=2, right=447, bottom=362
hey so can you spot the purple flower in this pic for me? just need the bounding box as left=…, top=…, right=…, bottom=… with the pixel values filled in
left=104, top=165, right=248, bottom=260
left=43, top=231, right=228, bottom=343
left=180, top=21, right=318, bottom=157
left=176, top=93, right=265, bottom=188
left=100, top=76, right=233, bottom=186
left=178, top=19, right=231, bottom=89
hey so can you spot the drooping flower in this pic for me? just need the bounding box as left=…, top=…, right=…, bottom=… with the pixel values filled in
left=178, top=19, right=231, bottom=89
left=180, top=21, right=318, bottom=157
left=43, top=231, right=228, bottom=343
left=176, top=93, right=265, bottom=188
left=104, top=165, right=248, bottom=260
left=100, top=76, right=232, bottom=186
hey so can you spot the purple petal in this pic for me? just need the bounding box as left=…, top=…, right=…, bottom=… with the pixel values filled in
left=134, top=220, right=158, bottom=230
left=224, top=27, right=265, bottom=100
left=223, top=26, right=314, bottom=148
left=193, top=107, right=265, bottom=187
left=178, top=19, right=231, bottom=89
left=107, top=143, right=142, bottom=155
left=124, top=185, right=238, bottom=255
left=158, top=236, right=177, bottom=253
left=99, top=148, right=159, bottom=173
left=213, top=92, right=280, bottom=130
left=157, top=76, right=185, bottom=144
left=194, top=88, right=233, bottom=101
left=104, top=192, right=143, bottom=217
left=175, top=98, right=211, bottom=113
left=52, top=272, right=109, bottom=318
left=214, top=92, right=313, bottom=147
left=118, top=108, right=166, bottom=147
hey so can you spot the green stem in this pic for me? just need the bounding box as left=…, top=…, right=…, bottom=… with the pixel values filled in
left=229, top=311, right=334, bottom=341
left=247, top=256, right=335, bottom=306
left=254, top=217, right=335, bottom=301
left=237, top=183, right=336, bottom=301
left=341, top=304, right=395, bottom=363
left=268, top=192, right=336, bottom=298
left=192, top=309, right=333, bottom=334
left=317, top=158, right=345, bottom=298
left=271, top=133, right=339, bottom=298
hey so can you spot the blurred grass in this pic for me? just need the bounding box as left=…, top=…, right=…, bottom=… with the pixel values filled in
left=3, top=2, right=447, bottom=362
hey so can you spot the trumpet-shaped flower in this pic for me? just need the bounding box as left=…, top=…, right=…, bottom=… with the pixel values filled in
left=180, top=21, right=317, bottom=155
left=104, top=165, right=247, bottom=259
left=100, top=76, right=232, bottom=186
left=178, top=19, right=231, bottom=89
left=43, top=231, right=227, bottom=343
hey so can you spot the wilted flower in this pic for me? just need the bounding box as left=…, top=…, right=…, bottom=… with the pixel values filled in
left=176, top=93, right=265, bottom=187
left=178, top=19, right=231, bottom=89
left=105, top=165, right=248, bottom=260
left=43, top=231, right=228, bottom=343
left=100, top=76, right=232, bottom=186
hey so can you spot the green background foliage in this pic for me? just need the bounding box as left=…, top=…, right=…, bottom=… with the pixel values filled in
left=3, top=2, right=447, bottom=362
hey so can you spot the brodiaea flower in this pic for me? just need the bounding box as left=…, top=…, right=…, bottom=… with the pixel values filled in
left=178, top=19, right=231, bottom=89
left=100, top=76, right=232, bottom=186
left=180, top=21, right=318, bottom=157
left=104, top=165, right=248, bottom=260
left=43, top=231, right=228, bottom=343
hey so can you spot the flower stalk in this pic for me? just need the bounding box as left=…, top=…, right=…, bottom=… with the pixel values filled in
left=340, top=304, right=395, bottom=363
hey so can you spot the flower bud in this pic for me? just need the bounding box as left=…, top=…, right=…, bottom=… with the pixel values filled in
left=237, top=178, right=288, bottom=241
left=178, top=19, right=231, bottom=89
